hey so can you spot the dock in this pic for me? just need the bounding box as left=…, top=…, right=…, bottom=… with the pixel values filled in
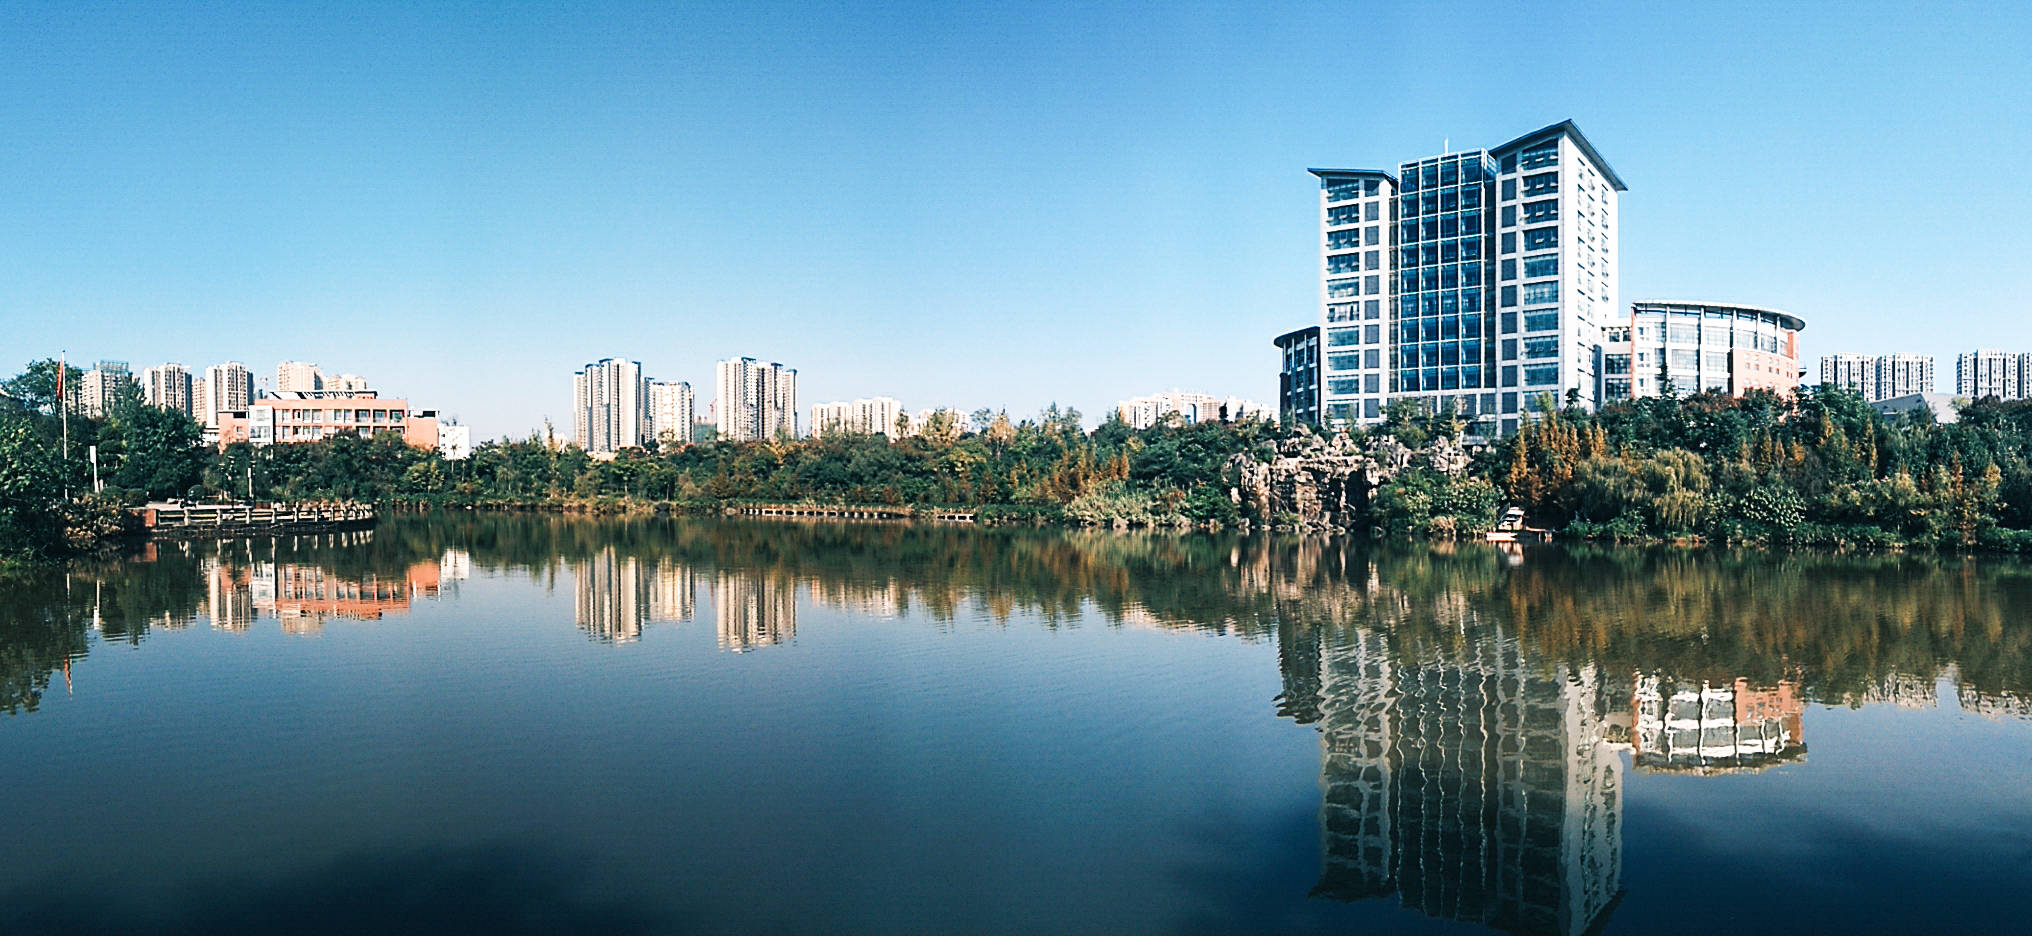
left=134, top=502, right=377, bottom=537
left=730, top=504, right=976, bottom=523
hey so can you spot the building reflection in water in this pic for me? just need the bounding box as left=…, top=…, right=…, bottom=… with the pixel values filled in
left=188, top=538, right=467, bottom=635
left=711, top=570, right=797, bottom=652
left=1291, top=620, right=1623, bottom=936
left=570, top=547, right=696, bottom=643
left=1631, top=675, right=1805, bottom=774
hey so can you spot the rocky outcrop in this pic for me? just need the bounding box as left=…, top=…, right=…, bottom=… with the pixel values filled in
left=1228, top=431, right=1475, bottom=530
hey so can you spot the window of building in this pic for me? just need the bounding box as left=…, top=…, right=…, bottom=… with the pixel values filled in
left=1328, top=328, right=1361, bottom=346
left=1523, top=255, right=1558, bottom=277
left=1524, top=337, right=1560, bottom=359
left=1327, top=229, right=1359, bottom=250
left=1521, top=281, right=1558, bottom=305
left=1327, top=378, right=1359, bottom=396
left=1524, top=227, right=1558, bottom=250
left=1523, top=199, right=1558, bottom=222
left=1501, top=311, right=1518, bottom=332
left=1365, top=374, right=1380, bottom=394
left=1670, top=349, right=1698, bottom=371
left=1524, top=311, right=1559, bottom=332
left=1667, top=323, right=1698, bottom=343
left=1500, top=232, right=1516, bottom=254
left=1363, top=275, right=1379, bottom=294
left=1460, top=239, right=1482, bottom=261
left=1327, top=206, right=1359, bottom=226
left=1365, top=249, right=1379, bottom=268
left=1501, top=285, right=1517, bottom=307
left=1365, top=179, right=1380, bottom=195
left=1502, top=339, right=1518, bottom=360
left=1500, top=205, right=1516, bottom=227
left=1328, top=353, right=1361, bottom=371
left=1327, top=279, right=1358, bottom=298
left=1364, top=300, right=1380, bottom=318
left=1502, top=366, right=1518, bottom=387
left=1365, top=225, right=1380, bottom=246
left=1500, top=259, right=1516, bottom=281
left=1365, top=201, right=1380, bottom=222
left=1363, top=398, right=1380, bottom=419
left=1522, top=171, right=1558, bottom=196
left=1326, top=180, right=1362, bottom=203
left=1524, top=364, right=1560, bottom=385
left=1501, top=178, right=1516, bottom=201
left=1327, top=254, right=1359, bottom=274
left=1520, top=141, right=1558, bottom=169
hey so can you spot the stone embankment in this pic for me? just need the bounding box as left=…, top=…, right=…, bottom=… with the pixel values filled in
left=1227, top=432, right=1474, bottom=530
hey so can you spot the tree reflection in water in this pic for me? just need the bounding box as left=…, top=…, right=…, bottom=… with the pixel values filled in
left=4, top=514, right=2030, bottom=933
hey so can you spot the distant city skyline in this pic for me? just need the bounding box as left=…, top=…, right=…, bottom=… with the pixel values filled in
left=9, top=2, right=2032, bottom=439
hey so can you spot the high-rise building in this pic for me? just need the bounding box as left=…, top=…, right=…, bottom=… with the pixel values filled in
left=1876, top=353, right=1935, bottom=400
left=1956, top=349, right=2024, bottom=400
left=1275, top=326, right=1321, bottom=426
left=192, top=377, right=210, bottom=427
left=811, top=397, right=904, bottom=438
left=1604, top=301, right=1803, bottom=400
left=141, top=363, right=194, bottom=416
left=1817, top=353, right=1935, bottom=401
left=1819, top=353, right=1878, bottom=400
left=326, top=373, right=370, bottom=394
left=276, top=361, right=324, bottom=394
left=201, top=362, right=254, bottom=428
left=573, top=358, right=649, bottom=454
left=648, top=380, right=695, bottom=446
left=1304, top=120, right=1623, bottom=436
left=79, top=361, right=131, bottom=418
left=714, top=357, right=797, bottom=442
left=1115, top=390, right=1273, bottom=429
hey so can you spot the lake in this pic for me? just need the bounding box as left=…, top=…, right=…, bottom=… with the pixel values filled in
left=4, top=514, right=2030, bottom=935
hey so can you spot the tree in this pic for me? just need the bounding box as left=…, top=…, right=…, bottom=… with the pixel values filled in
left=106, top=405, right=206, bottom=500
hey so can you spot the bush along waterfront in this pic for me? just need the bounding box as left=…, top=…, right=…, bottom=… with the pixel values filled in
left=6, top=356, right=2032, bottom=560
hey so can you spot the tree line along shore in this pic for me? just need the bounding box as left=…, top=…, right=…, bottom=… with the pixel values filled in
left=6, top=357, right=2032, bottom=564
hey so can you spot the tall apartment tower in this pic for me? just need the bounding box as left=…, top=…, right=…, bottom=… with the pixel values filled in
left=1309, top=120, right=1622, bottom=435
left=715, top=357, right=797, bottom=442
left=80, top=361, right=131, bottom=418
left=1876, top=353, right=1935, bottom=400
left=276, top=361, right=324, bottom=394
left=648, top=380, right=696, bottom=446
left=1820, top=353, right=1878, bottom=399
left=141, top=363, right=194, bottom=417
left=573, top=358, right=649, bottom=454
left=202, top=362, right=254, bottom=427
left=1956, top=350, right=2023, bottom=401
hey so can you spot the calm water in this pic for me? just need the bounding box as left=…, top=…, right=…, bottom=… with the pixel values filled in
left=4, top=515, right=2031, bottom=935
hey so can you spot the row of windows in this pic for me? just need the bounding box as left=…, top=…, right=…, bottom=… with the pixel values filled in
left=1326, top=275, right=1382, bottom=298
left=1398, top=264, right=1484, bottom=292
left=1327, top=229, right=1360, bottom=250
left=1404, top=290, right=1486, bottom=316
left=1399, top=157, right=1493, bottom=192
left=1326, top=375, right=1383, bottom=396
left=1400, top=213, right=1484, bottom=241
left=1517, top=140, right=1558, bottom=171
left=1497, top=281, right=1560, bottom=307
left=1399, top=316, right=1486, bottom=342
left=1327, top=350, right=1382, bottom=371
left=1400, top=239, right=1484, bottom=266
left=1400, top=188, right=1486, bottom=215
left=1398, top=367, right=1492, bottom=392
left=1327, top=325, right=1382, bottom=346
left=1324, top=300, right=1383, bottom=322
left=1398, top=343, right=1495, bottom=368
left=1322, top=178, right=1382, bottom=202
left=1498, top=255, right=1560, bottom=280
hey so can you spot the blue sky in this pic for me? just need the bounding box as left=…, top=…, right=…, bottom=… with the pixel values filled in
left=4, top=1, right=2029, bottom=439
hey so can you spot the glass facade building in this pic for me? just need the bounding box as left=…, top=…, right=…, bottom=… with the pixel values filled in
left=1298, top=121, right=1624, bottom=436
left=1276, top=325, right=1321, bottom=426
left=1607, top=301, right=1804, bottom=401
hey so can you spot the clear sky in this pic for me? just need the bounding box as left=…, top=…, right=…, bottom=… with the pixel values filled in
left=5, top=1, right=2029, bottom=439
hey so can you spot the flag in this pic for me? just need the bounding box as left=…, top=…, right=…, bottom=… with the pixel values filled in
left=56, top=353, right=65, bottom=411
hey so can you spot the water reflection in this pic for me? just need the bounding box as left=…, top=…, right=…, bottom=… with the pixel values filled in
left=5, top=516, right=2032, bottom=934
left=1287, top=622, right=1622, bottom=936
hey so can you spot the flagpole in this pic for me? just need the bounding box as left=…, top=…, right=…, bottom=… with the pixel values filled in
left=60, top=350, right=70, bottom=500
